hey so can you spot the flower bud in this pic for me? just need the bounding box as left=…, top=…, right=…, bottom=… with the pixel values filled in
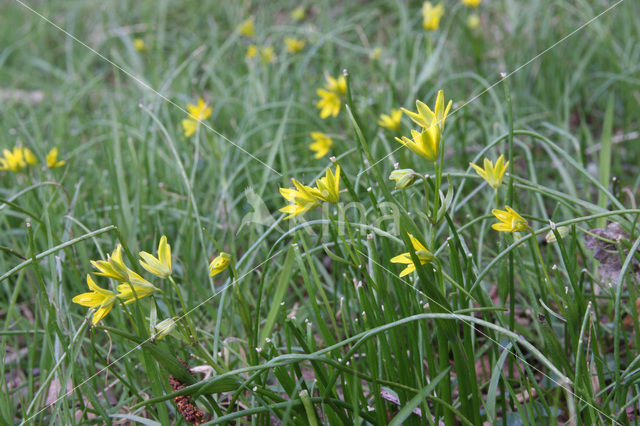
left=389, top=169, right=418, bottom=189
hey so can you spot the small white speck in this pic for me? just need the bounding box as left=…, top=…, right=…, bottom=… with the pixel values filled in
left=393, top=162, right=399, bottom=169
left=500, top=72, right=507, bottom=78
left=330, top=156, right=337, bottom=163
left=549, top=220, right=556, bottom=230
left=256, top=347, right=263, bottom=353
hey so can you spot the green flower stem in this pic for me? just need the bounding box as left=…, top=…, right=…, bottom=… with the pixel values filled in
left=169, top=276, right=196, bottom=341
left=527, top=227, right=563, bottom=314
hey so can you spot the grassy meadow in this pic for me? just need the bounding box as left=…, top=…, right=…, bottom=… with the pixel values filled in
left=2, top=0, right=640, bottom=424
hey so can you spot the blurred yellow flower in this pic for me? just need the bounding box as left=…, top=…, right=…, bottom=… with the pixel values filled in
left=139, top=235, right=172, bottom=278
left=316, top=89, right=342, bottom=119
left=237, top=17, right=255, bottom=38
left=209, top=252, right=231, bottom=276
left=260, top=46, right=276, bottom=64
left=182, top=98, right=212, bottom=138
left=326, top=75, right=346, bottom=95
left=46, top=147, right=65, bottom=168
left=402, top=90, right=452, bottom=132
left=313, top=165, right=341, bottom=204
left=377, top=109, right=403, bottom=131
left=134, top=38, right=147, bottom=52
left=279, top=179, right=320, bottom=219
left=309, top=132, right=333, bottom=159
left=0, top=147, right=28, bottom=172
left=422, top=2, right=444, bottom=31
left=72, top=275, right=117, bottom=325
left=395, top=128, right=440, bottom=162
left=462, top=0, right=482, bottom=7
left=291, top=6, right=306, bottom=21
left=91, top=244, right=129, bottom=282
left=470, top=155, right=509, bottom=189
left=492, top=206, right=528, bottom=233
left=467, top=14, right=480, bottom=29
left=24, top=148, right=37, bottom=166
left=390, top=234, right=434, bottom=277
left=246, top=44, right=258, bottom=59
left=284, top=37, right=306, bottom=53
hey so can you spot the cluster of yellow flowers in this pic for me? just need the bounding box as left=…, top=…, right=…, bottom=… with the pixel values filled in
left=279, top=165, right=341, bottom=219
left=239, top=15, right=307, bottom=64
left=422, top=0, right=483, bottom=32
left=0, top=145, right=65, bottom=172
left=181, top=98, right=212, bottom=138
left=73, top=236, right=232, bottom=325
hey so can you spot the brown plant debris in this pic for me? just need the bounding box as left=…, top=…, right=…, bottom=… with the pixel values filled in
left=168, top=358, right=206, bottom=425
left=584, top=222, right=640, bottom=286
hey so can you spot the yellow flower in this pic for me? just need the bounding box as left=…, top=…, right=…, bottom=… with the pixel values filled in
left=422, top=2, right=444, bottom=31
left=209, top=252, right=231, bottom=276
left=291, top=6, right=306, bottom=21
left=1, top=147, right=27, bottom=172
left=491, top=206, right=528, bottom=233
left=389, top=169, right=418, bottom=189
left=309, top=132, right=333, bottom=159
left=237, top=17, right=255, bottom=38
left=46, top=147, right=65, bottom=168
left=182, top=98, right=212, bottom=138
left=260, top=46, right=276, bottom=64
left=182, top=119, right=198, bottom=138
left=134, top=38, right=147, bottom=52
left=469, top=155, right=509, bottom=189
left=284, top=37, right=306, bottom=53
left=72, top=275, right=118, bottom=325
left=116, top=271, right=158, bottom=304
left=467, top=14, right=480, bottom=29
left=279, top=179, right=321, bottom=219
left=246, top=44, right=258, bottom=59
left=326, top=75, right=347, bottom=95
left=394, top=128, right=440, bottom=162
left=402, top=90, right=452, bottom=132
left=91, top=244, right=130, bottom=282
left=390, top=235, right=434, bottom=277
left=24, top=148, right=38, bottom=166
left=139, top=235, right=172, bottom=278
left=313, top=165, right=341, bottom=204
left=187, top=98, right=212, bottom=121
left=378, top=109, right=403, bottom=131
left=462, top=0, right=481, bottom=7
left=315, top=89, right=342, bottom=119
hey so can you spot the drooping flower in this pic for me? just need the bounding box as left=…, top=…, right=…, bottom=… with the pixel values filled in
left=279, top=179, right=321, bottom=219
left=545, top=226, right=570, bottom=243
left=469, top=155, right=509, bottom=189
left=237, top=17, right=255, bottom=38
left=116, top=271, right=158, bottom=304
left=402, top=90, right=452, bottom=132
left=389, top=169, right=418, bottom=189
left=394, top=128, right=440, bottom=162
left=72, top=275, right=118, bottom=324
left=46, top=148, right=65, bottom=168
left=316, top=89, right=342, bottom=119
left=134, top=38, right=147, bottom=52
left=246, top=44, right=258, bottom=59
left=260, top=46, right=276, bottom=64
left=309, top=132, right=333, bottom=159
left=154, top=317, right=177, bottom=340
left=291, top=6, right=306, bottom=21
left=422, top=2, right=444, bottom=31
left=284, top=37, right=306, bottom=53
left=139, top=235, right=172, bottom=278
left=378, top=109, right=403, bottom=131
left=467, top=14, right=480, bottom=29
left=313, top=165, right=341, bottom=204
left=390, top=235, right=434, bottom=277
left=91, top=244, right=130, bottom=282
left=492, top=206, right=528, bottom=233
left=209, top=252, right=231, bottom=276
left=462, top=0, right=482, bottom=8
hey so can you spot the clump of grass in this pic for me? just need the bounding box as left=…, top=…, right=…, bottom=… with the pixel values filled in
left=1, top=0, right=640, bottom=424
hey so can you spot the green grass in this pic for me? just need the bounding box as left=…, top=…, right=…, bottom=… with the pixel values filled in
left=2, top=0, right=640, bottom=424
